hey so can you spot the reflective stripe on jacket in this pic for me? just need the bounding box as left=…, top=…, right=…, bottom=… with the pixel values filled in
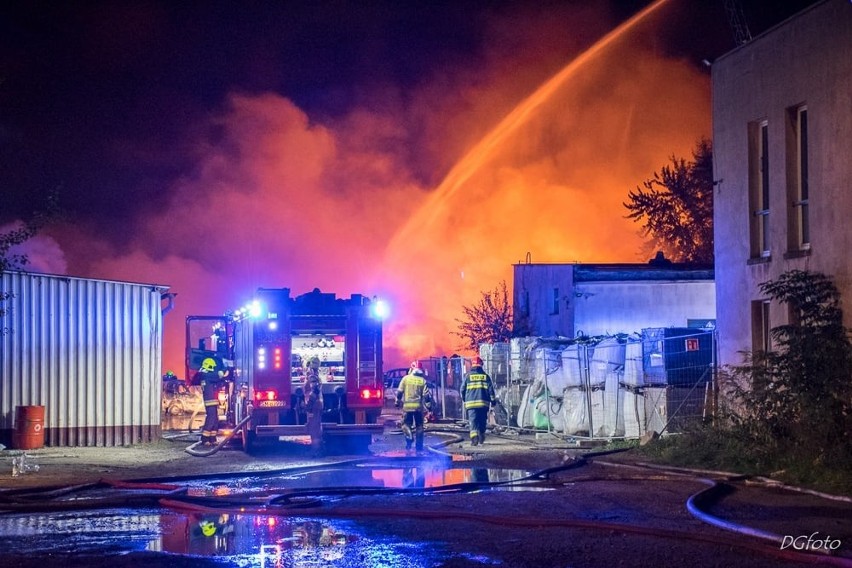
left=397, top=373, right=431, bottom=412
left=200, top=370, right=224, bottom=406
left=462, top=368, right=495, bottom=410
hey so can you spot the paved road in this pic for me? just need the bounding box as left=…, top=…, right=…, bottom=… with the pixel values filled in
left=1, top=418, right=850, bottom=567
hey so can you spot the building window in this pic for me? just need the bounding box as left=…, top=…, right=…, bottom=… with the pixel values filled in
left=751, top=300, right=771, bottom=353
left=786, top=105, right=809, bottom=251
left=551, top=288, right=559, bottom=315
left=787, top=301, right=801, bottom=328
left=749, top=120, right=770, bottom=258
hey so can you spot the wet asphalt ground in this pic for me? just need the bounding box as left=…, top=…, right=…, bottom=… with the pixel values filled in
left=0, top=410, right=850, bottom=567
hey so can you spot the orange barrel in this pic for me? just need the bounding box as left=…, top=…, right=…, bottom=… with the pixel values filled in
left=12, top=405, right=46, bottom=450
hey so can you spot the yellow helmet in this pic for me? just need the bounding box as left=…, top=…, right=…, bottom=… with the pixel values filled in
left=201, top=358, right=217, bottom=372
left=199, top=519, right=217, bottom=537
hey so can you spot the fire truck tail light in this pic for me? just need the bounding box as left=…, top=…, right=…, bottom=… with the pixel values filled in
left=254, top=390, right=278, bottom=401
left=360, top=388, right=381, bottom=400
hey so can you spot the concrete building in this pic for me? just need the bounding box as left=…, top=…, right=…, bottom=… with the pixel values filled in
left=513, top=254, right=715, bottom=339
left=712, top=0, right=852, bottom=367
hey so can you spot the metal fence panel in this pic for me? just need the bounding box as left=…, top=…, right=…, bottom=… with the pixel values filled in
left=1, top=271, right=168, bottom=447
left=482, top=329, right=716, bottom=440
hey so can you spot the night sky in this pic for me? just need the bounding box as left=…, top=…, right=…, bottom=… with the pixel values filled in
left=0, top=0, right=819, bottom=371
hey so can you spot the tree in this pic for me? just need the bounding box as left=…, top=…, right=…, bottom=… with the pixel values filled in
left=1, top=191, right=61, bottom=332
left=725, top=270, right=852, bottom=467
left=624, top=139, right=714, bottom=264
left=454, top=281, right=513, bottom=352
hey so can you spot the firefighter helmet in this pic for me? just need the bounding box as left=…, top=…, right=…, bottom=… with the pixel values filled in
left=201, top=358, right=217, bottom=372
left=199, top=519, right=217, bottom=537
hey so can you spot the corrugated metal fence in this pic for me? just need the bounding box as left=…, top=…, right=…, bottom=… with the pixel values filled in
left=1, top=271, right=168, bottom=447
left=481, top=329, right=717, bottom=440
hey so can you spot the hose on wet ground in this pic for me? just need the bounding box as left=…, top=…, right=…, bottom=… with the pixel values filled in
left=156, top=496, right=852, bottom=567
left=3, top=441, right=851, bottom=565
left=595, top=459, right=851, bottom=559
left=183, top=412, right=253, bottom=457
left=153, top=448, right=852, bottom=566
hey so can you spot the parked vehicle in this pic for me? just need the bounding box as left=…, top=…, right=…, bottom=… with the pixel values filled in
left=186, top=288, right=386, bottom=452
left=383, top=367, right=462, bottom=420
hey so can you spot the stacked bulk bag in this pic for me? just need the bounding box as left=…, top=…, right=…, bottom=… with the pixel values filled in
left=622, top=338, right=645, bottom=438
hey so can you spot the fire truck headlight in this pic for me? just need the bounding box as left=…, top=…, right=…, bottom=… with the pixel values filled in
left=370, top=299, right=389, bottom=320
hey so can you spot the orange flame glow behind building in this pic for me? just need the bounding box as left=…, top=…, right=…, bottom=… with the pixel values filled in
left=377, top=0, right=709, bottom=361
left=31, top=0, right=712, bottom=374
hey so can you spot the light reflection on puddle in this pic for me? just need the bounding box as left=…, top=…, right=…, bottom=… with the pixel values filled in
left=0, top=509, right=457, bottom=566
left=183, top=461, right=549, bottom=497
left=0, top=461, right=546, bottom=564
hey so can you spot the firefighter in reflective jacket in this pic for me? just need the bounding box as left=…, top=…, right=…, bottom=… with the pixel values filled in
left=461, top=357, right=496, bottom=446
left=196, top=357, right=226, bottom=447
left=304, top=356, right=324, bottom=454
left=395, top=365, right=432, bottom=451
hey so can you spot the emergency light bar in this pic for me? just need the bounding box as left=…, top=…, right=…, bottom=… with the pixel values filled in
left=228, top=300, right=264, bottom=322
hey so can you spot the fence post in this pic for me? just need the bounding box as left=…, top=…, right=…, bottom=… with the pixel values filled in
left=583, top=344, right=594, bottom=440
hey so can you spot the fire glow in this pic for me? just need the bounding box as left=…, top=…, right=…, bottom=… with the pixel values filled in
left=25, top=0, right=709, bottom=371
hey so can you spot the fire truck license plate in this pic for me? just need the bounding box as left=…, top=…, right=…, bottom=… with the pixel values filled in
left=258, top=401, right=286, bottom=407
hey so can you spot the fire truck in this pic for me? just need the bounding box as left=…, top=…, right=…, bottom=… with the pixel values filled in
left=185, top=288, right=386, bottom=452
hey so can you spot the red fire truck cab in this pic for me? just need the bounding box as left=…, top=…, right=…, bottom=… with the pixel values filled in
left=186, top=288, right=386, bottom=452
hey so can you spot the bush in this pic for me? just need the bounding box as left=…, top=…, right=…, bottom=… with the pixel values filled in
left=638, top=270, right=852, bottom=496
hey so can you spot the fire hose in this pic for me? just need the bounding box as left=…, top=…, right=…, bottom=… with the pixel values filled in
left=1, top=449, right=850, bottom=565
left=184, top=412, right=253, bottom=457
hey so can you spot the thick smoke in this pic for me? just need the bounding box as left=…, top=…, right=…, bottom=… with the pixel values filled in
left=40, top=0, right=711, bottom=373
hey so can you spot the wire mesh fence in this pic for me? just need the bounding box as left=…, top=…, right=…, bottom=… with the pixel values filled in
left=480, top=328, right=717, bottom=440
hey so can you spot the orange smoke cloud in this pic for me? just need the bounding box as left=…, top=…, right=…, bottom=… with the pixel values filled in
left=379, top=0, right=710, bottom=360
left=46, top=0, right=711, bottom=374
left=55, top=94, right=429, bottom=375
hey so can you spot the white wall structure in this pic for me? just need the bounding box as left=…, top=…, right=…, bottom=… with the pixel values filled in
left=712, top=0, right=852, bottom=367
left=1, top=271, right=170, bottom=446
left=573, top=281, right=716, bottom=338
left=513, top=257, right=715, bottom=339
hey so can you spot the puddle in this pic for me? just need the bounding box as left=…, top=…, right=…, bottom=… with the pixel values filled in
left=176, top=460, right=546, bottom=496
left=0, top=460, right=544, bottom=564
left=0, top=508, right=459, bottom=566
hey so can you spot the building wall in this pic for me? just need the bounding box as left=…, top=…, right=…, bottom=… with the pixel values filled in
left=513, top=264, right=715, bottom=338
left=712, top=0, right=852, bottom=367
left=0, top=271, right=169, bottom=447
left=513, top=264, right=575, bottom=337
left=573, top=281, right=716, bottom=337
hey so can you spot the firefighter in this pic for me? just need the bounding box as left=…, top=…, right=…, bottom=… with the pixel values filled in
left=461, top=356, right=496, bottom=446
left=304, top=356, right=324, bottom=454
left=395, top=364, right=432, bottom=451
left=195, top=357, right=226, bottom=447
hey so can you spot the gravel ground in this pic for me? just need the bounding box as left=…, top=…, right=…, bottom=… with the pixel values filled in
left=1, top=419, right=851, bottom=567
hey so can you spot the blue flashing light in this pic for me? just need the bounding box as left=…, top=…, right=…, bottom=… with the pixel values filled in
left=249, top=300, right=262, bottom=318
left=371, top=298, right=390, bottom=320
